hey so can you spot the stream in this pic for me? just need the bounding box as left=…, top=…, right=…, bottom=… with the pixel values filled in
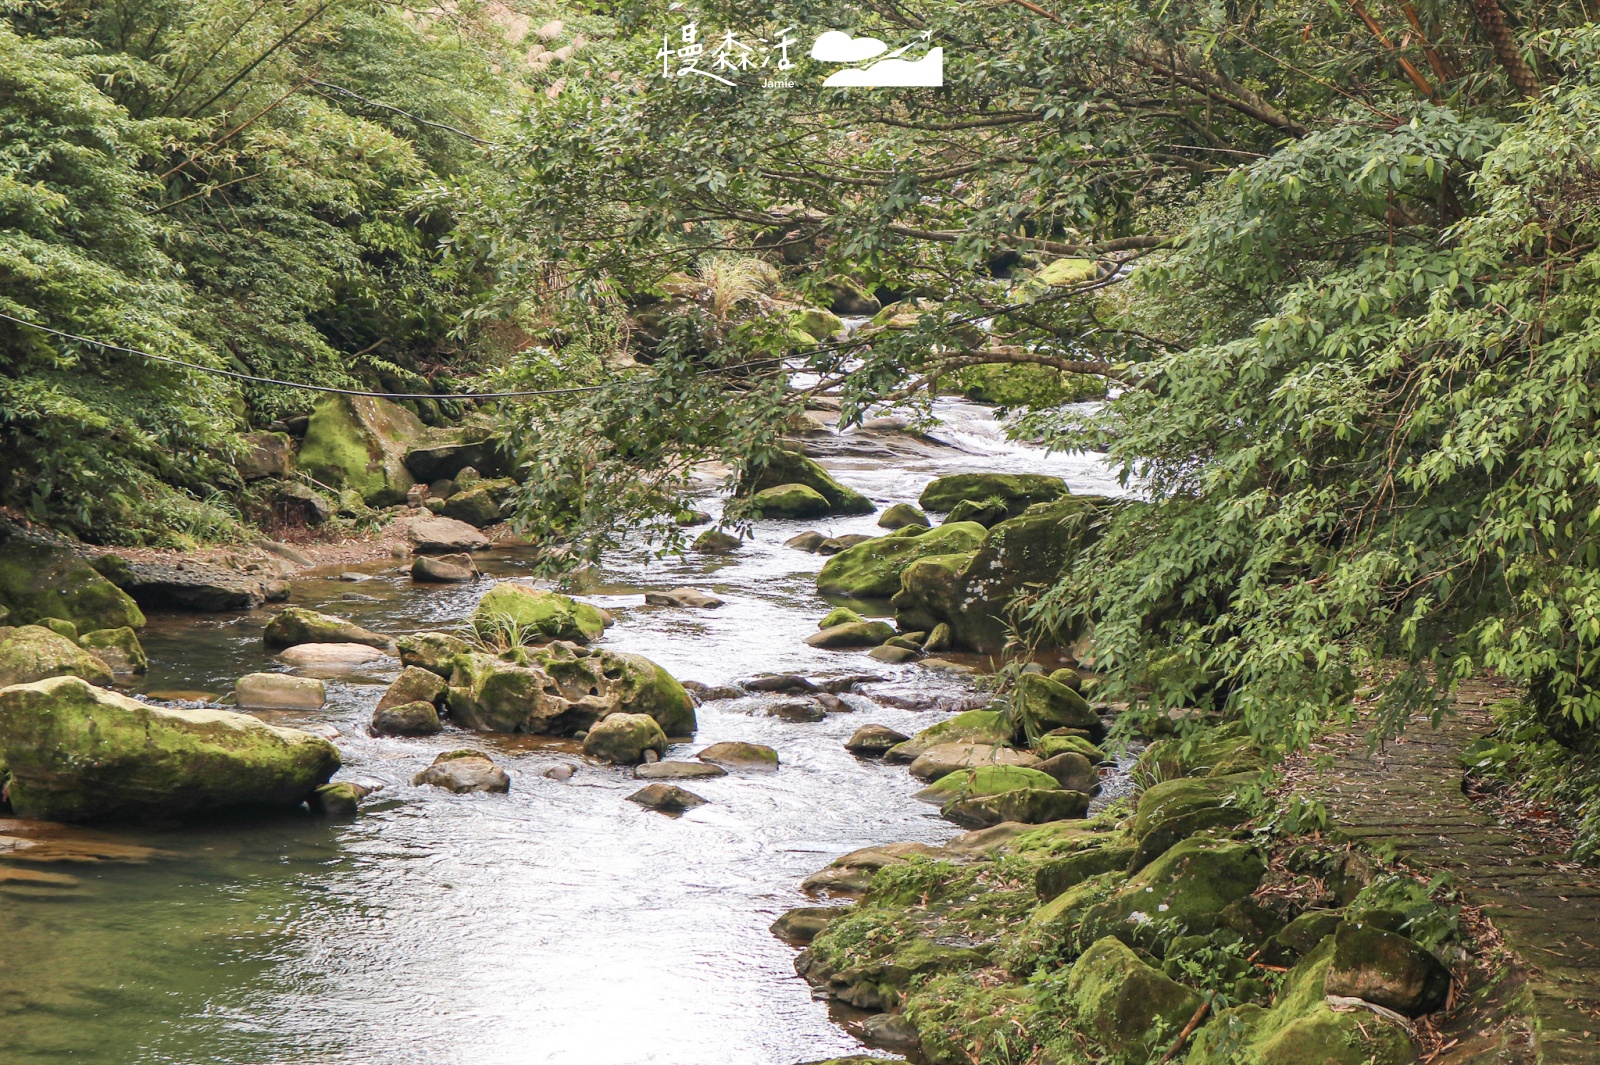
left=0, top=398, right=1121, bottom=1065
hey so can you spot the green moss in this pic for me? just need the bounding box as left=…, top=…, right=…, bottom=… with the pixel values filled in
left=739, top=449, right=875, bottom=515
left=39, top=617, right=77, bottom=640
left=262, top=606, right=391, bottom=650
left=915, top=764, right=1062, bottom=803
left=1063, top=936, right=1203, bottom=1056
left=918, top=473, right=1067, bottom=513
left=751, top=482, right=831, bottom=519
left=819, top=606, right=864, bottom=629
left=395, top=631, right=472, bottom=676
left=942, top=787, right=1090, bottom=829
left=886, top=708, right=1014, bottom=761
left=791, top=306, right=844, bottom=339
left=951, top=363, right=1107, bottom=409
left=1035, top=837, right=1139, bottom=902
left=890, top=551, right=975, bottom=632
left=1128, top=773, right=1254, bottom=869
left=473, top=583, right=606, bottom=644
left=817, top=523, right=987, bottom=598
left=0, top=626, right=114, bottom=688
left=0, top=538, right=145, bottom=632
left=77, top=627, right=148, bottom=673
left=1078, top=838, right=1267, bottom=952
left=296, top=395, right=425, bottom=506
left=1035, top=733, right=1105, bottom=762
left=1013, top=673, right=1100, bottom=743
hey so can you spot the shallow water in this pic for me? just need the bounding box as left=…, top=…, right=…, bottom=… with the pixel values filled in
left=0, top=401, right=1118, bottom=1065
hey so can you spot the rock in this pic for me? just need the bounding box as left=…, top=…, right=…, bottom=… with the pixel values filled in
left=816, top=534, right=875, bottom=555
left=692, top=529, right=742, bottom=553
left=634, top=760, right=727, bottom=780
left=312, top=781, right=374, bottom=816
left=1128, top=773, right=1254, bottom=870
left=402, top=428, right=509, bottom=482
left=296, top=394, right=425, bottom=506
left=914, top=764, right=1061, bottom=803
left=411, top=555, right=476, bottom=582
left=786, top=531, right=828, bottom=552
left=277, top=642, right=394, bottom=668
left=1012, top=672, right=1103, bottom=742
left=264, top=607, right=391, bottom=651
left=544, top=763, right=578, bottom=780
left=1079, top=838, right=1267, bottom=950
left=442, top=481, right=513, bottom=527
left=447, top=643, right=695, bottom=737
left=0, top=677, right=340, bottom=821
left=886, top=710, right=1015, bottom=763
left=751, top=483, right=832, bottom=519
left=819, top=607, right=864, bottom=629
left=583, top=712, right=668, bottom=764
left=1036, top=838, right=1140, bottom=901
left=644, top=587, right=724, bottom=608
left=1264, top=911, right=1345, bottom=964
left=821, top=273, right=880, bottom=316
left=235, top=672, right=327, bottom=710
left=816, top=523, right=987, bottom=599
left=627, top=783, right=707, bottom=812
left=39, top=617, right=77, bottom=640
left=888, top=551, right=972, bottom=632
left=907, top=742, right=1041, bottom=782
left=675, top=509, right=712, bottom=526
left=770, top=905, right=846, bottom=944
left=791, top=306, right=845, bottom=341
left=235, top=431, right=293, bottom=480
left=941, top=787, right=1089, bottom=828
left=0, top=535, right=145, bottom=633
left=77, top=627, right=148, bottom=674
left=868, top=644, right=918, bottom=663
left=844, top=724, right=909, bottom=756
left=274, top=483, right=332, bottom=525
left=1066, top=937, right=1205, bottom=1057
left=376, top=666, right=448, bottom=712
left=918, top=473, right=1068, bottom=514
left=0, top=626, right=114, bottom=688
left=1324, top=923, right=1451, bottom=1016
left=877, top=503, right=929, bottom=530
left=739, top=449, right=874, bottom=515
left=1034, top=752, right=1101, bottom=794
left=371, top=700, right=443, bottom=736
left=1035, top=732, right=1105, bottom=763
left=405, top=515, right=490, bottom=553
left=923, top=623, right=955, bottom=653
left=254, top=539, right=313, bottom=567
left=98, top=556, right=288, bottom=613
left=767, top=698, right=826, bottom=722
left=944, top=498, right=1011, bottom=527
left=805, top=620, right=896, bottom=648
left=858, top=1013, right=920, bottom=1054
left=696, top=741, right=778, bottom=770
left=472, top=583, right=606, bottom=644
left=395, top=631, right=473, bottom=676
left=741, top=673, right=818, bottom=694
left=413, top=749, right=510, bottom=793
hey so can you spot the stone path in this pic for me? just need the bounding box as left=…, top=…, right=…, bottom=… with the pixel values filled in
left=1303, top=677, right=1600, bottom=1064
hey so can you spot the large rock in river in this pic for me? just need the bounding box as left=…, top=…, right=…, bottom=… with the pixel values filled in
left=0, top=626, right=114, bottom=688
left=0, top=534, right=144, bottom=632
left=472, top=583, right=606, bottom=645
left=816, top=523, right=987, bottom=599
left=583, top=712, right=668, bottom=764
left=739, top=449, right=874, bottom=515
left=296, top=394, right=425, bottom=506
left=918, top=472, right=1068, bottom=515
left=93, top=555, right=286, bottom=612
left=264, top=607, right=392, bottom=651
left=406, top=515, right=491, bottom=554
left=0, top=677, right=340, bottom=821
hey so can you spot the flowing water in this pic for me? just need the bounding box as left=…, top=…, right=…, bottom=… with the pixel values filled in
left=0, top=400, right=1120, bottom=1065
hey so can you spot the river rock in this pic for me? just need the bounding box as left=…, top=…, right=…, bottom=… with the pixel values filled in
left=1077, top=838, right=1266, bottom=949
left=741, top=673, right=818, bottom=694
left=264, top=607, right=391, bottom=651
left=40, top=618, right=76, bottom=640
left=634, top=760, right=727, bottom=780
left=77, top=627, right=147, bottom=674
left=411, top=555, right=476, bottom=582
left=235, top=672, right=327, bottom=710
left=914, top=764, right=1062, bottom=805
left=1034, top=751, right=1101, bottom=794
left=583, top=712, right=668, bottom=764
left=816, top=523, right=987, bottom=598
left=692, top=529, right=742, bottom=553
left=907, top=742, right=1041, bottom=782
left=918, top=472, right=1067, bottom=514
left=0, top=626, right=114, bottom=688
left=371, top=700, right=443, bottom=736
left=395, top=631, right=473, bottom=676
left=644, top=587, right=724, bottom=608
left=413, top=749, right=509, bottom=793
left=816, top=534, right=873, bottom=555
left=844, top=724, right=909, bottom=756
left=312, top=781, right=377, bottom=816
left=941, top=786, right=1089, bottom=828
left=234, top=430, right=293, bottom=481
left=275, top=483, right=332, bottom=525
left=406, top=515, right=491, bottom=553
left=868, top=644, right=919, bottom=663
left=785, top=531, right=828, bottom=552
left=805, top=621, right=895, bottom=649
left=403, top=427, right=509, bottom=482
left=1014, top=672, right=1103, bottom=742
left=771, top=906, right=848, bottom=944
left=96, top=556, right=286, bottom=612
left=767, top=698, right=826, bottom=722
left=1324, top=923, right=1451, bottom=1016
left=818, top=607, right=863, bottom=629
left=376, top=666, right=448, bottom=712
left=886, top=710, right=1015, bottom=762
left=441, top=479, right=515, bottom=528
left=627, top=783, right=707, bottom=812
left=296, top=394, right=424, bottom=506
left=751, top=483, right=832, bottom=519
left=278, top=642, right=394, bottom=668
left=739, top=448, right=875, bottom=515
left=1066, top=936, right=1204, bottom=1057
left=0, top=677, right=340, bottom=821
left=0, top=533, right=145, bottom=633
left=859, top=1013, right=921, bottom=1054
left=696, top=741, right=778, bottom=770
left=877, top=503, right=929, bottom=530
left=472, top=583, right=606, bottom=644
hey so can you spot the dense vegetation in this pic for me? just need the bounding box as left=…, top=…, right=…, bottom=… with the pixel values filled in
left=9, top=0, right=1600, bottom=846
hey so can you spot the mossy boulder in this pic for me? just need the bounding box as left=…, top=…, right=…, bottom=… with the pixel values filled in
left=918, top=473, right=1067, bottom=514
left=1036, top=837, right=1140, bottom=901
left=473, top=583, right=606, bottom=645
left=878, top=503, right=929, bottom=530
left=739, top=449, right=874, bottom=515
left=441, top=481, right=512, bottom=527
left=447, top=643, right=695, bottom=738
left=1129, top=773, right=1254, bottom=870
left=885, top=709, right=1014, bottom=763
left=0, top=536, right=144, bottom=633
left=1034, top=732, right=1104, bottom=762
left=818, top=523, right=986, bottom=599
left=395, top=631, right=472, bottom=676
left=913, top=764, right=1060, bottom=804
left=820, top=273, right=881, bottom=316
left=1065, top=936, right=1204, bottom=1056
left=1324, top=922, right=1450, bottom=1016
left=1035, top=751, right=1101, bottom=794
left=693, top=529, right=743, bottom=553
left=0, top=626, right=114, bottom=688
left=376, top=666, right=448, bottom=712
left=890, top=551, right=975, bottom=632
left=752, top=483, right=832, bottom=519
left=77, top=627, right=147, bottom=674
left=0, top=676, right=339, bottom=821
left=791, top=306, right=845, bottom=340
left=263, top=607, right=392, bottom=651
left=1079, top=838, right=1266, bottom=951
left=583, top=712, right=669, bottom=764
left=370, top=700, right=443, bottom=737
left=1013, top=673, right=1101, bottom=742
left=805, top=620, right=895, bottom=648
left=403, top=425, right=510, bottom=482
left=296, top=394, right=425, bottom=506
left=1137, top=723, right=1269, bottom=780
left=819, top=606, right=864, bottom=629
left=40, top=618, right=77, bottom=640
left=941, top=786, right=1088, bottom=828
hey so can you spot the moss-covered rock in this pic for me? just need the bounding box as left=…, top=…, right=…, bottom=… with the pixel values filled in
left=39, top=617, right=77, bottom=640
left=1012, top=673, right=1101, bottom=743
left=941, top=786, right=1088, bottom=828
left=1036, top=837, right=1139, bottom=901
left=376, top=666, right=448, bottom=712
left=878, top=503, right=930, bottom=530
left=1079, top=838, right=1267, bottom=951
left=447, top=643, right=695, bottom=738
left=740, top=449, right=874, bottom=515
left=1034, top=732, right=1104, bottom=763
left=819, top=606, right=864, bottom=629
left=1136, top=723, right=1269, bottom=781
left=913, top=764, right=1061, bottom=804
left=1065, top=936, right=1204, bottom=1056
left=818, top=524, right=986, bottom=599
left=885, top=711, right=1014, bottom=764
left=473, top=583, right=606, bottom=644
left=583, top=712, right=669, bottom=764
left=296, top=394, right=425, bottom=506
left=263, top=606, right=391, bottom=651
left=441, top=481, right=513, bottom=527
left=751, top=482, right=832, bottom=519
left=791, top=306, right=845, bottom=340
left=370, top=700, right=443, bottom=736
left=1129, top=773, right=1254, bottom=870
left=692, top=529, right=743, bottom=553
left=805, top=620, right=896, bottom=648
left=907, top=742, right=1040, bottom=782
left=1034, top=751, right=1100, bottom=794
left=77, top=627, right=147, bottom=674
left=1324, top=922, right=1450, bottom=1017
left=0, top=676, right=339, bottom=821
left=696, top=740, right=778, bottom=769
left=918, top=473, right=1067, bottom=514
left=0, top=536, right=144, bottom=633
left=889, top=552, right=975, bottom=632
left=0, top=625, right=114, bottom=688
left=395, top=631, right=472, bottom=676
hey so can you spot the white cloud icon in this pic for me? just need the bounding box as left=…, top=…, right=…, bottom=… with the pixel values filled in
left=822, top=47, right=943, bottom=87
left=810, top=30, right=888, bottom=63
